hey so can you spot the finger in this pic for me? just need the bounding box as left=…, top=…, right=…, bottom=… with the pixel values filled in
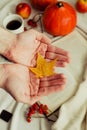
left=38, top=84, right=65, bottom=96
left=45, top=51, right=70, bottom=63
left=45, top=59, right=68, bottom=67
left=40, top=78, right=66, bottom=87
left=47, top=45, right=69, bottom=57
left=56, top=61, right=68, bottom=67
left=36, top=31, right=51, bottom=44
left=40, top=73, right=65, bottom=81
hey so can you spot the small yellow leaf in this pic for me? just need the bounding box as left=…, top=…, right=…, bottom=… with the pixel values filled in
left=29, top=53, right=57, bottom=78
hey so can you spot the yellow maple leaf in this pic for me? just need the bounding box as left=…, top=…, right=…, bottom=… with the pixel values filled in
left=29, top=53, right=57, bottom=78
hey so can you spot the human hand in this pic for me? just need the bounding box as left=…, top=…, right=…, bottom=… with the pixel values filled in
left=1, top=63, right=66, bottom=104
left=4, top=29, right=70, bottom=67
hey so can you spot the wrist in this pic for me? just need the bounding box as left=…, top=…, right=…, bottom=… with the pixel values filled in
left=0, top=64, right=7, bottom=89
left=0, top=27, right=16, bottom=56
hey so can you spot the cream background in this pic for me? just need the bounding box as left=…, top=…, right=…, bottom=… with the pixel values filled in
left=0, top=0, right=87, bottom=130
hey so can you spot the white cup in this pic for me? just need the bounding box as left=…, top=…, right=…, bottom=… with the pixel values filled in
left=3, top=14, right=24, bottom=34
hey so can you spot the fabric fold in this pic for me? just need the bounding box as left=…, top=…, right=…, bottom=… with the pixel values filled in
left=52, top=65, right=87, bottom=130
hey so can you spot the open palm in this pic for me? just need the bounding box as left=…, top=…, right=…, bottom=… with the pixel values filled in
left=2, top=63, right=66, bottom=104
left=4, top=29, right=70, bottom=67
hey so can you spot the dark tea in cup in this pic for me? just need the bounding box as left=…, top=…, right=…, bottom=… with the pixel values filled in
left=3, top=14, right=24, bottom=34
left=6, top=20, right=22, bottom=30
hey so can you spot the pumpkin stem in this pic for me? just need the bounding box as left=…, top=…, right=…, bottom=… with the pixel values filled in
left=56, top=2, right=63, bottom=8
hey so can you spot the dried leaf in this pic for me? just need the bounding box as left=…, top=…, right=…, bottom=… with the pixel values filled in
left=29, top=53, right=57, bottom=78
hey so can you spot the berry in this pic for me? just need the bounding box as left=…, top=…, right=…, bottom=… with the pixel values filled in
left=38, top=107, right=43, bottom=114
left=26, top=103, right=48, bottom=123
left=32, top=103, right=39, bottom=111
left=27, top=112, right=32, bottom=117
left=27, top=117, right=31, bottom=123
left=27, top=19, right=37, bottom=27
left=29, top=107, right=35, bottom=114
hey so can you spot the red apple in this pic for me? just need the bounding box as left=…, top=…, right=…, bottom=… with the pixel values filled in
left=76, top=0, right=87, bottom=13
left=16, top=3, right=31, bottom=19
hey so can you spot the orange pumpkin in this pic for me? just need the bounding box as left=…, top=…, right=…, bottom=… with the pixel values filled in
left=42, top=1, right=77, bottom=36
left=30, top=0, right=57, bottom=11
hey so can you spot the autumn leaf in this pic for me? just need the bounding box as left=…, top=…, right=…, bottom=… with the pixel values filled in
left=29, top=53, right=57, bottom=78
